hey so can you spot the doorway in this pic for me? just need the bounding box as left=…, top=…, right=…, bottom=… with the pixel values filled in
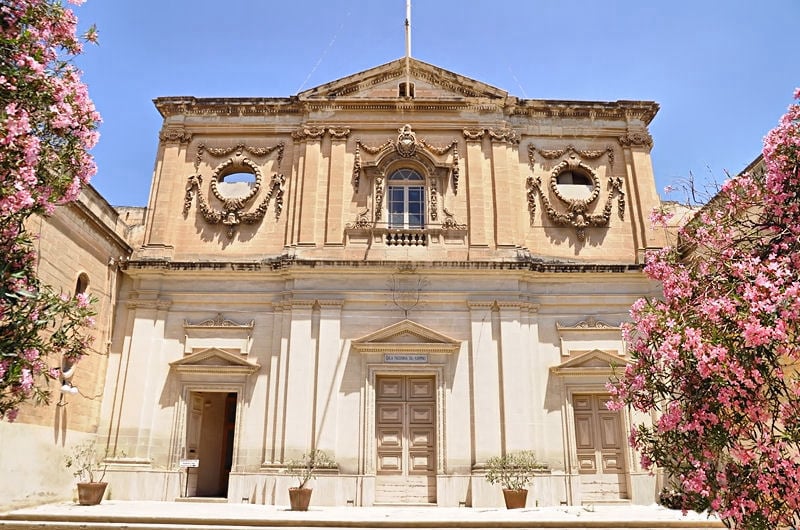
left=375, top=375, right=436, bottom=503
left=572, top=393, right=628, bottom=501
left=185, top=391, right=237, bottom=497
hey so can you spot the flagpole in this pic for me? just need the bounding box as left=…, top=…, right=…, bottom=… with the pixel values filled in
left=405, top=0, right=411, bottom=96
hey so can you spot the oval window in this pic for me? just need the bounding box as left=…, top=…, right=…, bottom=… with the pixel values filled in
left=217, top=171, right=256, bottom=199
left=555, top=170, right=594, bottom=201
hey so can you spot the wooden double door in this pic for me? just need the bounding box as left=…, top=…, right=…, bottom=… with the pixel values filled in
left=573, top=393, right=628, bottom=501
left=375, top=375, right=436, bottom=503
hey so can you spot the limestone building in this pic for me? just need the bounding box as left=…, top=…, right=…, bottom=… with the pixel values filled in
left=0, top=185, right=141, bottom=510
left=94, top=57, right=665, bottom=507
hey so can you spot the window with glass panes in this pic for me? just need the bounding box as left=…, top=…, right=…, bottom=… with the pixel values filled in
left=388, top=169, right=425, bottom=229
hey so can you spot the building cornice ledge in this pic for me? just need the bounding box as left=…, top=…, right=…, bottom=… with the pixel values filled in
left=121, top=258, right=643, bottom=274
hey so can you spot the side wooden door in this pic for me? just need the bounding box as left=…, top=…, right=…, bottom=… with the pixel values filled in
left=573, top=393, right=628, bottom=501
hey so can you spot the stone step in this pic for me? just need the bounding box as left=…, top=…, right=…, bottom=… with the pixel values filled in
left=0, top=501, right=725, bottom=530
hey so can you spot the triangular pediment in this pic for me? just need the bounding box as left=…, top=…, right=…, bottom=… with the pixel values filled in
left=298, top=58, right=508, bottom=101
left=550, top=349, right=627, bottom=376
left=352, top=319, right=460, bottom=354
left=170, top=348, right=260, bottom=375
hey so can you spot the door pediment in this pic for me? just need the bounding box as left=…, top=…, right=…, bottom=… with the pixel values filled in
left=352, top=319, right=460, bottom=354
left=550, top=349, right=627, bottom=376
left=170, top=348, right=260, bottom=377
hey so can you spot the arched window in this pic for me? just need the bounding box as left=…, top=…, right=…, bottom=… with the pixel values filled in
left=75, top=272, right=89, bottom=295
left=388, top=169, right=425, bottom=229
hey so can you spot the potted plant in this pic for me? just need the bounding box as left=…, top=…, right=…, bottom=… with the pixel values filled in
left=65, top=441, right=108, bottom=505
left=285, top=449, right=335, bottom=511
left=484, top=450, right=541, bottom=509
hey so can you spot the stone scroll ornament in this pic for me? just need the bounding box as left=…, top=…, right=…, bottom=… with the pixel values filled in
left=526, top=145, right=624, bottom=241
left=184, top=143, right=285, bottom=238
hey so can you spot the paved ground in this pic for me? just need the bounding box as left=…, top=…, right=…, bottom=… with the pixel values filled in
left=0, top=501, right=725, bottom=529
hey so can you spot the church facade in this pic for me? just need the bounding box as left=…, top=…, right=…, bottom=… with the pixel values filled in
left=96, top=58, right=666, bottom=507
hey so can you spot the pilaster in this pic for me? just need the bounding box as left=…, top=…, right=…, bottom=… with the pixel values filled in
left=619, top=130, right=660, bottom=258
left=489, top=126, right=521, bottom=248
left=143, top=126, right=192, bottom=249
left=314, top=300, right=344, bottom=454
left=325, top=129, right=350, bottom=246
left=264, top=302, right=288, bottom=465
left=468, top=301, right=501, bottom=463
left=497, top=301, right=531, bottom=452
left=463, top=129, right=493, bottom=251
left=293, top=126, right=326, bottom=246
left=283, top=300, right=316, bottom=458
left=117, top=297, right=171, bottom=460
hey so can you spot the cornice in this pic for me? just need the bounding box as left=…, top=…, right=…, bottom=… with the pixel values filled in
left=510, top=99, right=659, bottom=125
left=126, top=298, right=172, bottom=310
left=121, top=258, right=643, bottom=274
left=154, top=96, right=657, bottom=125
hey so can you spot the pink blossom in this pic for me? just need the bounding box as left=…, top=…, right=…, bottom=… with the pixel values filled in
left=1, top=0, right=100, bottom=422
left=75, top=291, right=90, bottom=308
left=610, top=91, right=800, bottom=527
left=19, top=369, right=33, bottom=392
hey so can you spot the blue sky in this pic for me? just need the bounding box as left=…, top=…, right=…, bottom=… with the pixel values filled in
left=73, top=0, right=799, bottom=207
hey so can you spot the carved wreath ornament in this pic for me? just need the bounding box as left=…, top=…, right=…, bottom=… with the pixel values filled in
left=526, top=145, right=625, bottom=241
left=184, top=143, right=285, bottom=238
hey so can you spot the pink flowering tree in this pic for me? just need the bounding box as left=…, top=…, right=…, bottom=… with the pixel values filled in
left=609, top=90, right=800, bottom=529
left=0, top=0, right=100, bottom=421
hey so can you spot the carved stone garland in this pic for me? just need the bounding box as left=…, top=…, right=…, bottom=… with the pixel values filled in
left=526, top=145, right=625, bottom=241
left=184, top=142, right=285, bottom=238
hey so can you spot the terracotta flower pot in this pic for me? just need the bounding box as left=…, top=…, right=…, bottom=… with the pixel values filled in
left=502, top=488, right=528, bottom=509
left=288, top=487, right=313, bottom=511
left=77, top=482, right=108, bottom=505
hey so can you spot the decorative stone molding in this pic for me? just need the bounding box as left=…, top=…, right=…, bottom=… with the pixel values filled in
left=184, top=313, right=255, bottom=329
left=441, top=207, right=466, bottom=230
left=328, top=126, right=351, bottom=139
left=452, top=146, right=460, bottom=193
left=375, top=174, right=384, bottom=220
left=194, top=142, right=284, bottom=170
left=396, top=124, right=418, bottom=157
left=351, top=319, right=460, bottom=355
left=528, top=144, right=614, bottom=172
left=618, top=131, right=653, bottom=148
left=170, top=348, right=260, bottom=377
left=488, top=125, right=520, bottom=145
left=346, top=207, right=372, bottom=229
left=126, top=298, right=172, bottom=311
left=555, top=317, right=624, bottom=360
left=352, top=142, right=361, bottom=190
left=526, top=145, right=624, bottom=241
left=429, top=179, right=438, bottom=221
left=556, top=317, right=617, bottom=330
left=352, top=124, right=459, bottom=193
left=158, top=126, right=192, bottom=144
left=527, top=173, right=624, bottom=241
left=183, top=313, right=254, bottom=355
left=349, top=126, right=460, bottom=233
left=291, top=125, right=326, bottom=141
left=462, top=128, right=485, bottom=141
left=289, top=300, right=316, bottom=310
left=317, top=299, right=344, bottom=309
left=549, top=349, right=626, bottom=376
left=185, top=142, right=285, bottom=238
